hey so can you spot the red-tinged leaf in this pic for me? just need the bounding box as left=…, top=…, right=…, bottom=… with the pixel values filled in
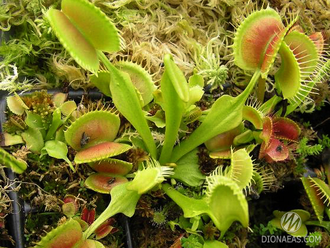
left=233, top=9, right=283, bottom=73
left=258, top=141, right=268, bottom=161
left=288, top=25, right=304, bottom=33
left=35, top=219, right=83, bottom=248
left=89, top=158, right=132, bottom=175
left=75, top=142, right=132, bottom=164
left=81, top=207, right=95, bottom=226
left=61, top=0, right=120, bottom=53
left=170, top=234, right=184, bottom=248
left=46, top=8, right=99, bottom=74
left=273, top=117, right=300, bottom=141
left=85, top=173, right=128, bottom=194
left=309, top=32, right=324, bottom=55
left=264, top=138, right=289, bottom=162
left=259, top=116, right=273, bottom=148
left=94, top=219, right=117, bottom=240
left=0, top=213, right=5, bottom=229
left=65, top=111, right=120, bottom=151
left=205, top=124, right=244, bottom=152
left=62, top=195, right=79, bottom=217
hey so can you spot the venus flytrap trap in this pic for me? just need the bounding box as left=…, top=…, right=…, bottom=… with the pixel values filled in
left=46, top=0, right=157, bottom=159
left=301, top=176, right=330, bottom=223
left=163, top=149, right=253, bottom=241
left=82, top=160, right=173, bottom=239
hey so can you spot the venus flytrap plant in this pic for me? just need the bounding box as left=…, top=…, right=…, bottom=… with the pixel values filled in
left=46, top=0, right=157, bottom=158
left=4, top=92, right=77, bottom=171
left=34, top=159, right=173, bottom=247
left=169, top=7, right=300, bottom=162
left=260, top=29, right=328, bottom=116
left=37, top=1, right=330, bottom=246
left=230, top=6, right=329, bottom=118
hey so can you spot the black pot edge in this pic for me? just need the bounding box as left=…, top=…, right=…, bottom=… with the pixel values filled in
left=0, top=90, right=133, bottom=248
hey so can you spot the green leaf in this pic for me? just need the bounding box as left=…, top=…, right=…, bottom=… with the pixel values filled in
left=203, top=240, right=228, bottom=248
left=163, top=54, right=189, bottom=102
left=242, top=105, right=263, bottom=130
left=61, top=0, right=120, bottom=53
left=205, top=175, right=249, bottom=237
left=181, top=235, right=203, bottom=248
left=25, top=111, right=46, bottom=137
left=90, top=71, right=112, bottom=97
left=159, top=67, right=185, bottom=164
left=110, top=183, right=140, bottom=217
left=145, top=110, right=166, bottom=128
left=53, top=93, right=67, bottom=108
left=46, top=8, right=99, bottom=73
left=172, top=149, right=205, bottom=187
left=42, top=140, right=74, bottom=171
left=127, top=163, right=173, bottom=194
left=46, top=108, right=63, bottom=141
left=2, top=133, right=24, bottom=146
left=0, top=147, right=27, bottom=174
left=22, top=127, right=44, bottom=153
left=162, top=184, right=209, bottom=219
left=83, top=182, right=140, bottom=239
left=7, top=93, right=29, bottom=115
left=100, top=54, right=157, bottom=158
left=116, top=61, right=156, bottom=106
left=275, top=41, right=301, bottom=100
left=189, top=73, right=204, bottom=88
left=59, top=101, right=77, bottom=116
left=227, top=149, right=254, bottom=190
left=187, top=85, right=204, bottom=108
left=171, top=70, right=261, bottom=162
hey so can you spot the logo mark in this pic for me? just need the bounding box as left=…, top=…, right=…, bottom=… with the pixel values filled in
left=280, top=212, right=302, bottom=233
